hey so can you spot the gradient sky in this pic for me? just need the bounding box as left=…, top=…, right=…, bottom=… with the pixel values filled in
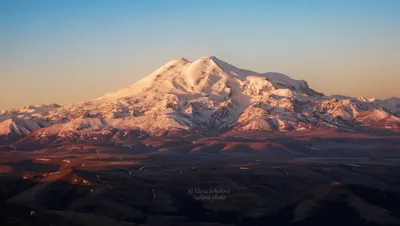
left=1, top=0, right=399, bottom=110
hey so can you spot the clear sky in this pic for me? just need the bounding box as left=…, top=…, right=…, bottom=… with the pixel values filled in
left=1, top=0, right=399, bottom=110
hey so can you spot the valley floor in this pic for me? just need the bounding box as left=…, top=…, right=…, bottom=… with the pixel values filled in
left=1, top=137, right=400, bottom=226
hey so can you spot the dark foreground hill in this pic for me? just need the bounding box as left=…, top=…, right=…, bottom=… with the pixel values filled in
left=1, top=136, right=400, bottom=225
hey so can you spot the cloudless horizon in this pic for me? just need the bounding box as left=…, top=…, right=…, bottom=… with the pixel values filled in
left=1, top=0, right=399, bottom=110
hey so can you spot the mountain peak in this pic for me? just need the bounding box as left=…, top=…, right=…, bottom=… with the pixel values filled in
left=1, top=56, right=400, bottom=138
left=164, top=56, right=220, bottom=68
left=194, top=56, right=221, bottom=65
left=386, top=97, right=400, bottom=101
left=97, top=55, right=325, bottom=101
left=199, top=55, right=218, bottom=60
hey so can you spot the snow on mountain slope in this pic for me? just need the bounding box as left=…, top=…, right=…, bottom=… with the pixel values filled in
left=38, top=56, right=321, bottom=134
left=0, top=104, right=60, bottom=137
left=0, top=119, right=30, bottom=136
left=373, top=97, right=400, bottom=117
left=0, top=104, right=60, bottom=120
left=97, top=56, right=317, bottom=102
left=0, top=118, right=50, bottom=136
left=340, top=96, right=400, bottom=117
left=1, top=56, right=399, bottom=141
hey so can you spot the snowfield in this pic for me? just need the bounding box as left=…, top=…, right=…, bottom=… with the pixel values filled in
left=1, top=56, right=399, bottom=140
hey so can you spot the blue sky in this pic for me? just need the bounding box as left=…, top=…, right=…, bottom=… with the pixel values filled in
left=1, top=0, right=399, bottom=109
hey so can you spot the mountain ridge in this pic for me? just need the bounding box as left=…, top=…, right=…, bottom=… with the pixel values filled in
left=1, top=56, right=399, bottom=142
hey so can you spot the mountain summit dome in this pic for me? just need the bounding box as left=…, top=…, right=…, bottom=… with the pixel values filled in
left=0, top=56, right=399, bottom=139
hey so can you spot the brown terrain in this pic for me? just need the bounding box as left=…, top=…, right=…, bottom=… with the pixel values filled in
left=1, top=134, right=400, bottom=226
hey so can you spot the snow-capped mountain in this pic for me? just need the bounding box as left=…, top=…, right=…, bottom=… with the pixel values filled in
left=1, top=56, right=399, bottom=142
left=372, top=97, right=400, bottom=117
left=0, top=104, right=60, bottom=137
left=329, top=95, right=400, bottom=117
